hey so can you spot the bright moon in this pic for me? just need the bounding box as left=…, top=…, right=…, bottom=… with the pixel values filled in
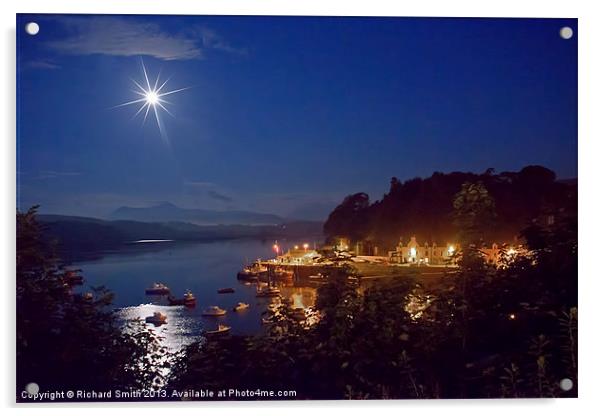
left=146, top=91, right=159, bottom=105
left=114, top=59, right=189, bottom=138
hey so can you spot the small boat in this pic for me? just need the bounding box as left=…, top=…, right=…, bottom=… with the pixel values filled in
left=183, top=290, right=196, bottom=305
left=204, top=324, right=231, bottom=335
left=273, top=268, right=294, bottom=281
left=145, top=312, right=167, bottom=326
left=217, top=287, right=235, bottom=294
left=309, top=273, right=325, bottom=280
left=145, top=282, right=170, bottom=295
left=201, top=306, right=227, bottom=316
left=256, top=287, right=281, bottom=298
left=168, top=290, right=196, bottom=307
left=237, top=270, right=258, bottom=281
left=236, top=263, right=268, bottom=281
left=233, top=302, right=250, bottom=312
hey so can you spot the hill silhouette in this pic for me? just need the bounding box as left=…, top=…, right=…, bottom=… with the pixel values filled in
left=110, top=202, right=285, bottom=225
left=324, top=166, right=577, bottom=249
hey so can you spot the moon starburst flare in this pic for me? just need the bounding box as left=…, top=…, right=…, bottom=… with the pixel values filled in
left=114, top=60, right=189, bottom=142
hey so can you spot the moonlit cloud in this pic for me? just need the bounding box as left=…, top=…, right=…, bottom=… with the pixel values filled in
left=198, top=27, right=248, bottom=56
left=24, top=60, right=61, bottom=70
left=207, top=190, right=233, bottom=203
left=44, top=17, right=242, bottom=61
left=184, top=180, right=216, bottom=188
left=35, top=170, right=81, bottom=180
left=184, top=181, right=234, bottom=203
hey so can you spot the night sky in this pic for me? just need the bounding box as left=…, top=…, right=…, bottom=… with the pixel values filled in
left=16, top=14, right=577, bottom=220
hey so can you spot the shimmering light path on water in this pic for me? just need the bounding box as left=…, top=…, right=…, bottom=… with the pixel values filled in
left=74, top=239, right=317, bottom=351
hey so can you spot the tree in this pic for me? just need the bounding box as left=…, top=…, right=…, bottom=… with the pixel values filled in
left=453, top=181, right=496, bottom=247
left=323, top=193, right=370, bottom=242
left=323, top=166, right=574, bottom=250
left=17, top=207, right=165, bottom=399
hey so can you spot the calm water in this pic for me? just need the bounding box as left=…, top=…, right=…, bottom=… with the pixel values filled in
left=73, top=239, right=318, bottom=351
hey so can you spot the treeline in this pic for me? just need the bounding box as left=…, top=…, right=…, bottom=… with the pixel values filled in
left=323, top=165, right=577, bottom=248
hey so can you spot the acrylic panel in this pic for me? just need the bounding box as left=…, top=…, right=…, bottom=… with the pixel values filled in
left=16, top=14, right=578, bottom=402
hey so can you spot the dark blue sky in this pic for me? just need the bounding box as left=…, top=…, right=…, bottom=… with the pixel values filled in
left=17, top=14, right=577, bottom=220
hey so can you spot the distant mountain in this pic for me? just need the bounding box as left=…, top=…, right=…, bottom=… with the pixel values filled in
left=110, top=202, right=285, bottom=225
left=38, top=214, right=323, bottom=254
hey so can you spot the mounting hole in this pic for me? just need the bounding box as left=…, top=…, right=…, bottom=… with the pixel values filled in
left=25, top=22, right=39, bottom=36
left=559, top=378, right=573, bottom=391
left=559, top=26, right=573, bottom=40
left=25, top=382, right=40, bottom=395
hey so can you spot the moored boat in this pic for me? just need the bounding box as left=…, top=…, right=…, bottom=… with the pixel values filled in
left=168, top=290, right=196, bottom=307
left=236, top=269, right=259, bottom=281
left=183, top=290, right=196, bottom=305
left=236, top=263, right=268, bottom=281
left=204, top=324, right=231, bottom=335
left=145, top=282, right=170, bottom=295
left=273, top=268, right=294, bottom=281
left=233, top=302, right=250, bottom=312
left=201, top=306, right=227, bottom=316
left=256, top=286, right=281, bottom=298
left=217, top=287, right=235, bottom=294
left=145, top=311, right=167, bottom=326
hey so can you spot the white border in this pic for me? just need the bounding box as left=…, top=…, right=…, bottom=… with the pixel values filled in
left=2, top=1, right=600, bottom=415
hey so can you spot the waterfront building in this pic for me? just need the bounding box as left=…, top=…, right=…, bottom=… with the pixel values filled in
left=388, top=236, right=456, bottom=265
left=388, top=237, right=521, bottom=266
left=277, top=247, right=321, bottom=265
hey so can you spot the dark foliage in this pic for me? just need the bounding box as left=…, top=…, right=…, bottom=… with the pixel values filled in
left=168, top=180, right=577, bottom=399
left=323, top=166, right=575, bottom=249
left=16, top=207, right=166, bottom=400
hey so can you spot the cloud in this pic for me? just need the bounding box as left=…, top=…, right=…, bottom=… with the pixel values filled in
left=184, top=180, right=216, bottom=188
left=45, top=16, right=241, bottom=61
left=35, top=170, right=81, bottom=180
left=207, top=190, right=233, bottom=203
left=198, top=28, right=247, bottom=56
left=24, top=59, right=61, bottom=70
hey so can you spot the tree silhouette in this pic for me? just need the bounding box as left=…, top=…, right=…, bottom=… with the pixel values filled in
left=17, top=207, right=166, bottom=399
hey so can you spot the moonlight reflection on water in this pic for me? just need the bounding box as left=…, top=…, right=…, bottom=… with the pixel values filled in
left=116, top=303, right=204, bottom=352
left=74, top=240, right=319, bottom=354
